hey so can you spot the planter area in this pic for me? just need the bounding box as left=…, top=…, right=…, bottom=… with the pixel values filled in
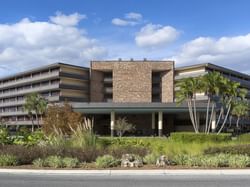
left=2, top=128, right=250, bottom=169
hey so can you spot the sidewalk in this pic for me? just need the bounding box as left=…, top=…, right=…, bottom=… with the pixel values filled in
left=1, top=169, right=250, bottom=175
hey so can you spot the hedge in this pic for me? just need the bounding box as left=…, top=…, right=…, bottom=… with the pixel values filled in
left=204, top=144, right=250, bottom=155
left=170, top=132, right=232, bottom=143
left=238, top=134, right=250, bottom=142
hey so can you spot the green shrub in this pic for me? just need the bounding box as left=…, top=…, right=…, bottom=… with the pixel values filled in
left=32, top=158, right=46, bottom=167
left=0, top=128, right=10, bottom=145
left=0, top=154, right=18, bottom=166
left=238, top=134, right=250, bottom=142
left=170, top=132, right=231, bottom=143
left=200, top=156, right=219, bottom=168
left=70, top=131, right=97, bottom=149
left=204, top=144, right=250, bottom=156
left=95, top=155, right=120, bottom=168
left=108, top=145, right=148, bottom=158
left=143, top=153, right=159, bottom=165
left=62, top=157, right=79, bottom=168
left=228, top=154, right=250, bottom=168
left=45, top=156, right=64, bottom=168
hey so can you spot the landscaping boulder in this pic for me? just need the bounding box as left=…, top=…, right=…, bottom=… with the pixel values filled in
left=121, top=154, right=143, bottom=168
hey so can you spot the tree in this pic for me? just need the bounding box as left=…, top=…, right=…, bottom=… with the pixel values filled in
left=114, top=117, right=135, bottom=137
left=231, top=100, right=249, bottom=129
left=217, top=82, right=247, bottom=134
left=176, top=77, right=202, bottom=133
left=24, top=92, right=48, bottom=132
left=42, top=102, right=83, bottom=135
left=201, top=72, right=223, bottom=133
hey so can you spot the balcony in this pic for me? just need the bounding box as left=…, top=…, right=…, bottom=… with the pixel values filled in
left=175, top=72, right=208, bottom=80
left=0, top=95, right=60, bottom=107
left=0, top=111, right=28, bottom=116
left=103, top=77, right=113, bottom=83
left=0, top=71, right=60, bottom=89
left=0, top=84, right=60, bottom=98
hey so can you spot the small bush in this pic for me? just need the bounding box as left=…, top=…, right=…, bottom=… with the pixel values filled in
left=32, top=158, right=46, bottom=167
left=45, top=156, right=64, bottom=168
left=62, top=157, right=79, bottom=168
left=95, top=155, right=120, bottom=168
left=0, top=154, right=18, bottom=166
left=204, top=144, right=250, bottom=156
left=170, top=132, right=231, bottom=143
left=143, top=153, right=159, bottom=165
left=228, top=155, right=250, bottom=168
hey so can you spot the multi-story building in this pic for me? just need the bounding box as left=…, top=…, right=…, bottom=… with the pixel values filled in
left=0, top=60, right=249, bottom=136
left=0, top=63, right=89, bottom=126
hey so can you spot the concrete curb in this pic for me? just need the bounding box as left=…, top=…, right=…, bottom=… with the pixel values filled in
left=1, top=169, right=250, bottom=175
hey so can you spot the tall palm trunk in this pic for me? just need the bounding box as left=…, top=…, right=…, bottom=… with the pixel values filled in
left=205, top=97, right=211, bottom=133
left=236, top=117, right=240, bottom=128
left=193, top=97, right=199, bottom=132
left=187, top=99, right=198, bottom=133
left=217, top=102, right=232, bottom=134
left=207, top=102, right=215, bottom=134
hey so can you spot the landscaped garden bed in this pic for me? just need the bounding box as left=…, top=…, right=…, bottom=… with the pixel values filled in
left=2, top=125, right=250, bottom=169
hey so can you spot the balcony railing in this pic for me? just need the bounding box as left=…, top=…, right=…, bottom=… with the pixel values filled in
left=0, top=84, right=60, bottom=98
left=0, top=71, right=59, bottom=89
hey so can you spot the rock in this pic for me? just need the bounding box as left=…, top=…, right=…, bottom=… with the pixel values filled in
left=121, top=154, right=143, bottom=168
left=156, top=155, right=167, bottom=167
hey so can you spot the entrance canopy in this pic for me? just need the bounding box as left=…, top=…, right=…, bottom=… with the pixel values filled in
left=72, top=102, right=209, bottom=114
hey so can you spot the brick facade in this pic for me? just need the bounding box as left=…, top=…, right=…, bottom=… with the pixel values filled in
left=91, top=60, right=174, bottom=103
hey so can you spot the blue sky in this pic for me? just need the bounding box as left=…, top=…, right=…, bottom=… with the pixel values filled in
left=0, top=0, right=250, bottom=76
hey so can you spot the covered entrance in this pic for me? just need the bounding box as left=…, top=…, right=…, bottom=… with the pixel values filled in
left=72, top=102, right=208, bottom=137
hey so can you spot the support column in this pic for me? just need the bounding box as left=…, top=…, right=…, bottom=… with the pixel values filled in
left=110, top=111, right=115, bottom=137
left=158, top=111, right=163, bottom=137
left=211, top=111, right=216, bottom=133
left=152, top=113, right=155, bottom=135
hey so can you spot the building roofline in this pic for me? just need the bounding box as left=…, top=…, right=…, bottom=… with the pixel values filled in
left=175, top=63, right=250, bottom=79
left=0, top=62, right=89, bottom=81
left=91, top=59, right=175, bottom=63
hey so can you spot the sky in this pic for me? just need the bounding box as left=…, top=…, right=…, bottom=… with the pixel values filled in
left=0, top=0, right=250, bottom=76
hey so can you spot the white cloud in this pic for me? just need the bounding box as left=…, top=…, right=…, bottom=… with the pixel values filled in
left=49, top=11, right=87, bottom=26
left=0, top=13, right=107, bottom=76
left=125, top=12, right=142, bottom=21
left=111, top=18, right=137, bottom=26
left=135, top=24, right=179, bottom=48
left=172, top=34, right=250, bottom=73
left=111, top=12, right=142, bottom=26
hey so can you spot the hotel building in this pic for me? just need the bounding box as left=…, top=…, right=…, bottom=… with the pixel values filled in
left=0, top=60, right=249, bottom=136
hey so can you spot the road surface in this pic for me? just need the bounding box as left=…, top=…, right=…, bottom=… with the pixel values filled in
left=0, top=174, right=250, bottom=187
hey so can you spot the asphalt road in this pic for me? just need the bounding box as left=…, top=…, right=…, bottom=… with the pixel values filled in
left=0, top=174, right=250, bottom=187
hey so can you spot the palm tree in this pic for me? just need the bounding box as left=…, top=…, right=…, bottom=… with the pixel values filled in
left=231, top=100, right=249, bottom=129
left=201, top=72, right=223, bottom=133
left=176, top=77, right=202, bottom=133
left=217, top=81, right=247, bottom=134
left=24, top=92, right=48, bottom=131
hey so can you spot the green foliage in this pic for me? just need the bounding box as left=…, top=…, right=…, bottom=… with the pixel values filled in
left=32, top=158, right=46, bottom=167
left=228, top=154, right=250, bottom=168
left=70, top=130, right=97, bottom=149
left=62, top=157, right=79, bottom=168
left=95, top=155, right=120, bottom=168
left=45, top=156, right=64, bottom=168
left=143, top=153, right=159, bottom=165
left=238, top=134, right=250, bottom=142
left=108, top=145, right=148, bottom=158
left=172, top=154, right=250, bottom=168
left=0, top=154, right=18, bottom=166
left=12, top=130, right=45, bottom=146
left=0, top=128, right=10, bottom=145
left=170, top=132, right=231, bottom=143
left=204, top=144, right=250, bottom=156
